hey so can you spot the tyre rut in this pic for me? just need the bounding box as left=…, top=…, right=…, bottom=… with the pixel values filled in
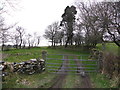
left=49, top=55, right=69, bottom=88
left=74, top=56, right=92, bottom=88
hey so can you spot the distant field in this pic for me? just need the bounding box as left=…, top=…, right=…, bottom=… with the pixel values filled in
left=3, top=47, right=89, bottom=62
left=96, top=43, right=119, bottom=55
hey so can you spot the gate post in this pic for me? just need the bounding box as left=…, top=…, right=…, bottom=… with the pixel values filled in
left=97, top=58, right=100, bottom=73
left=41, top=51, right=47, bottom=71
left=41, top=51, right=47, bottom=61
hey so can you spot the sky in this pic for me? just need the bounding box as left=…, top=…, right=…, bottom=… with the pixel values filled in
left=2, top=0, right=106, bottom=46
left=3, top=0, right=76, bottom=46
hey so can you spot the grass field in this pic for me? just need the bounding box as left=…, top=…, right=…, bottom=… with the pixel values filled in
left=2, top=46, right=117, bottom=88
left=2, top=47, right=90, bottom=88
left=96, top=43, right=119, bottom=55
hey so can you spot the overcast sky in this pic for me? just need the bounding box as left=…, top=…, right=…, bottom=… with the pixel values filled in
left=3, top=0, right=105, bottom=46
left=3, top=0, right=77, bottom=46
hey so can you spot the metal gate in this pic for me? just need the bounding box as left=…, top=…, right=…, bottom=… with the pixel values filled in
left=46, top=54, right=98, bottom=75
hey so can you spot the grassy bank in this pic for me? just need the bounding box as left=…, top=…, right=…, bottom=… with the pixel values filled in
left=96, top=43, right=119, bottom=55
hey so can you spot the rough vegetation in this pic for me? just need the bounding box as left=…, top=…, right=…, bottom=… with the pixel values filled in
left=90, top=48, right=120, bottom=87
left=1, top=45, right=119, bottom=88
left=0, top=0, right=120, bottom=88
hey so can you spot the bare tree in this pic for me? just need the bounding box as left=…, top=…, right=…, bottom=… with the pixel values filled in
left=107, top=2, right=120, bottom=47
left=0, top=29, right=9, bottom=50
left=22, top=33, right=29, bottom=48
left=31, top=32, right=40, bottom=47
left=0, top=16, right=17, bottom=50
left=53, top=30, right=64, bottom=46
left=36, top=36, right=41, bottom=47
left=10, top=31, right=20, bottom=49
left=26, top=34, right=32, bottom=49
left=22, top=38, right=27, bottom=48
left=75, top=1, right=120, bottom=53
left=76, top=2, right=110, bottom=47
left=0, top=16, right=5, bottom=50
left=44, top=21, right=59, bottom=47
left=0, top=0, right=21, bottom=14
left=0, top=0, right=20, bottom=50
left=16, top=26, right=25, bottom=48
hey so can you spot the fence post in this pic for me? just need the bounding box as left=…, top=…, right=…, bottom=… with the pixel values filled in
left=97, top=58, right=99, bottom=73
left=41, top=51, right=47, bottom=61
left=41, top=51, right=47, bottom=71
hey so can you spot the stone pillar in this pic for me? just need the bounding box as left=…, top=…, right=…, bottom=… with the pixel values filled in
left=41, top=51, right=47, bottom=71
left=41, top=51, right=47, bottom=61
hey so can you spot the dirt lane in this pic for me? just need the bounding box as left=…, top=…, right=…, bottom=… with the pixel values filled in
left=49, top=55, right=69, bottom=88
left=74, top=56, right=92, bottom=88
left=80, top=75, right=92, bottom=88
left=45, top=55, right=92, bottom=88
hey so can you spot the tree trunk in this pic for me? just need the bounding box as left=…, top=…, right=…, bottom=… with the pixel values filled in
left=28, top=44, right=30, bottom=49
left=53, top=40, right=55, bottom=47
left=23, top=44, right=25, bottom=48
left=2, top=44, right=4, bottom=51
left=70, top=39, right=73, bottom=45
left=51, top=37, right=54, bottom=47
left=16, top=44, right=18, bottom=49
left=107, top=28, right=120, bottom=47
left=2, top=39, right=5, bottom=51
left=65, top=37, right=70, bottom=48
left=60, top=39, right=62, bottom=46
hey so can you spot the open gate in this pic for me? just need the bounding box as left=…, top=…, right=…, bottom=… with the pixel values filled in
left=46, top=54, right=98, bottom=75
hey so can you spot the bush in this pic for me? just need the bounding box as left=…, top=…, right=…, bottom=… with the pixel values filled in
left=102, top=52, right=115, bottom=78
left=90, top=49, right=120, bottom=87
left=110, top=74, right=120, bottom=87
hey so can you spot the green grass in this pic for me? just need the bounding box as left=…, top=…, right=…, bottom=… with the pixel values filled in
left=2, top=47, right=90, bottom=88
left=3, top=47, right=89, bottom=62
left=90, top=73, right=112, bottom=88
left=2, top=46, right=115, bottom=88
left=63, top=74, right=81, bottom=88
left=96, top=43, right=119, bottom=55
left=3, top=72, right=56, bottom=88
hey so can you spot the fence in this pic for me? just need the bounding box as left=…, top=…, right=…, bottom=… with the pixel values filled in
left=45, top=54, right=98, bottom=75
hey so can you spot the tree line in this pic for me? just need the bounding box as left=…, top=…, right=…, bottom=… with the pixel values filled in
left=1, top=1, right=120, bottom=50
left=44, top=1, right=120, bottom=48
left=1, top=25, right=41, bottom=50
left=0, top=0, right=41, bottom=51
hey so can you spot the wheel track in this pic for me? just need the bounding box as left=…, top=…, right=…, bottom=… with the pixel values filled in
left=74, top=56, right=92, bottom=88
left=49, top=55, right=69, bottom=88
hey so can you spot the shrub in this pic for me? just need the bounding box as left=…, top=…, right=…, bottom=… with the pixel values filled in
left=102, top=52, right=115, bottom=78
left=110, top=74, right=120, bottom=87
left=90, top=49, right=120, bottom=87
